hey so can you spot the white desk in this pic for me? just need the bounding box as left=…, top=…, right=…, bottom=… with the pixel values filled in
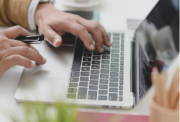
left=0, top=0, right=160, bottom=121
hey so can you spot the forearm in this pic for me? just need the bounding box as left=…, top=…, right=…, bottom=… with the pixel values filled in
left=0, top=0, right=31, bottom=29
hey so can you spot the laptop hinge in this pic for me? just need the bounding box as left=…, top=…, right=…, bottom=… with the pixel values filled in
left=130, top=41, right=137, bottom=104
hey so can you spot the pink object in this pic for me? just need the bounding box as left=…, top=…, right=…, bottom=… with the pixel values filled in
left=152, top=66, right=158, bottom=74
left=77, top=112, right=149, bottom=122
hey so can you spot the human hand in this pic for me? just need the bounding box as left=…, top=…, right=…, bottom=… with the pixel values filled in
left=35, top=3, right=111, bottom=53
left=0, top=26, right=46, bottom=74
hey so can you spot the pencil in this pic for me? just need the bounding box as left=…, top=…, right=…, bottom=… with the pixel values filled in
left=159, top=71, right=168, bottom=108
left=152, top=67, right=162, bottom=105
left=169, top=69, right=179, bottom=109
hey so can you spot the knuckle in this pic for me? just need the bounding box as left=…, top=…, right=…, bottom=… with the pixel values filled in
left=22, top=47, right=30, bottom=54
left=77, top=26, right=86, bottom=32
left=90, top=21, right=99, bottom=30
left=14, top=25, right=22, bottom=30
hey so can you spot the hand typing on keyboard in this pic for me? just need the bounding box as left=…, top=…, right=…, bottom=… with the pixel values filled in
left=35, top=3, right=112, bottom=53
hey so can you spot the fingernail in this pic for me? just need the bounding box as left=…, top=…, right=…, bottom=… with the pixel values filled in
left=31, top=62, right=35, bottom=68
left=100, top=47, right=104, bottom=52
left=90, top=44, right=95, bottom=50
left=108, top=41, right=112, bottom=46
left=54, top=38, right=59, bottom=47
left=43, top=58, right=46, bottom=64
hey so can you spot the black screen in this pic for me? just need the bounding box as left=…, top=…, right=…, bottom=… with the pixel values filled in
left=134, top=0, right=179, bottom=100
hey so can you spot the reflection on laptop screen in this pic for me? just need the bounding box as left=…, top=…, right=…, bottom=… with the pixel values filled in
left=135, top=0, right=179, bottom=100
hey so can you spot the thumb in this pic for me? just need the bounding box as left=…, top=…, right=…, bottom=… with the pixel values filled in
left=43, top=27, right=62, bottom=47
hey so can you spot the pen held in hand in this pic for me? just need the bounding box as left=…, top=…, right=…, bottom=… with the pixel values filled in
left=15, top=34, right=44, bottom=44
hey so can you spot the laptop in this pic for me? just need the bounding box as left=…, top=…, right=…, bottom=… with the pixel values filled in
left=15, top=0, right=179, bottom=108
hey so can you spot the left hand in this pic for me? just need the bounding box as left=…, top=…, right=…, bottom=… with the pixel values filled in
left=34, top=3, right=111, bottom=53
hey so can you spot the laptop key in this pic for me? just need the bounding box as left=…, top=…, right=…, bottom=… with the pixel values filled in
left=112, top=45, right=119, bottom=49
left=83, top=58, right=91, bottom=62
left=98, top=96, right=107, bottom=100
left=111, top=54, right=119, bottom=58
left=99, top=90, right=108, bottom=94
left=93, top=52, right=101, bottom=55
left=67, top=94, right=76, bottom=99
left=120, top=81, right=123, bottom=85
left=110, top=68, right=119, bottom=72
left=121, top=48, right=124, bottom=51
left=79, top=82, right=88, bottom=87
left=112, top=41, right=119, bottom=45
left=93, top=56, right=100, bottom=60
left=89, top=85, right=98, bottom=90
left=71, top=71, right=80, bottom=77
left=119, top=86, right=123, bottom=90
left=80, top=77, right=89, bottom=81
left=91, top=70, right=99, bottom=74
left=84, top=53, right=92, bottom=57
left=102, top=60, right=110, bottom=64
left=109, top=83, right=118, bottom=87
left=100, top=74, right=109, bottom=79
left=100, top=79, right=108, bottom=84
left=113, top=37, right=119, bottom=41
left=99, top=85, right=108, bottom=89
left=121, top=34, right=124, bottom=38
left=119, top=97, right=123, bottom=101
left=119, top=91, right=123, bottom=95
left=113, top=33, right=120, bottom=36
left=102, top=51, right=110, bottom=55
left=111, top=63, right=119, bottom=67
left=69, top=83, right=78, bottom=87
left=120, top=57, right=124, bottom=60
left=90, top=75, right=99, bottom=79
left=88, top=91, right=97, bottom=100
left=102, top=55, right=110, bottom=59
left=110, top=72, right=119, bottom=77
left=92, top=61, right=100, bottom=65
left=109, top=88, right=118, bottom=92
left=81, top=67, right=90, bottom=71
left=109, top=93, right=118, bottom=101
left=81, top=72, right=89, bottom=76
left=111, top=58, right=119, bottom=62
left=82, top=62, right=90, bottom=66
left=90, top=80, right=98, bottom=85
left=104, top=47, right=111, bottom=51
left=101, top=65, right=109, bottom=69
left=100, top=69, right=109, bottom=74
left=112, top=50, right=119, bottom=53
left=120, top=61, right=124, bottom=65
left=70, top=78, right=79, bottom=82
left=120, top=66, right=124, bottom=70
left=92, top=65, right=100, bottom=69
left=77, top=88, right=87, bottom=99
left=110, top=78, right=118, bottom=82
left=68, top=88, right=77, bottom=93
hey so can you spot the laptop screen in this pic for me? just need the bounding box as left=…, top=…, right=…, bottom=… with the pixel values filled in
left=134, top=0, right=179, bottom=101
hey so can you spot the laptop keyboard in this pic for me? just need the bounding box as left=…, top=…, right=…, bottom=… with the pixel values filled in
left=67, top=32, right=125, bottom=102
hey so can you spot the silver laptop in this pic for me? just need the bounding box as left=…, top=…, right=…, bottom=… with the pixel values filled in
left=15, top=0, right=179, bottom=108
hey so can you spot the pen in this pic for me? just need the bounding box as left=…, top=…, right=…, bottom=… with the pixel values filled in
left=15, top=34, right=44, bottom=44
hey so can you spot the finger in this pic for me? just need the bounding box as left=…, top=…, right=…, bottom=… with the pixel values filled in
left=63, top=22, right=95, bottom=51
left=75, top=19, right=104, bottom=52
left=9, top=39, right=39, bottom=52
left=42, top=26, right=62, bottom=47
left=6, top=46, right=46, bottom=65
left=98, top=24, right=112, bottom=47
left=2, top=26, right=30, bottom=39
left=3, top=55, right=35, bottom=70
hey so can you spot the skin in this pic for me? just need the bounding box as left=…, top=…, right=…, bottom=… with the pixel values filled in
left=34, top=3, right=112, bottom=53
left=0, top=26, right=46, bottom=74
left=0, top=3, right=111, bottom=74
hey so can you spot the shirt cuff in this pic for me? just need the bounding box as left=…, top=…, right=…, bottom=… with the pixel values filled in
left=27, top=0, right=40, bottom=31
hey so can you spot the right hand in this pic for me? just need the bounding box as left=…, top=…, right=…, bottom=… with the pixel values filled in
left=0, top=26, right=46, bottom=74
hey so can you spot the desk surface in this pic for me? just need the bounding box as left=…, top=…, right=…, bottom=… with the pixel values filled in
left=0, top=0, right=160, bottom=121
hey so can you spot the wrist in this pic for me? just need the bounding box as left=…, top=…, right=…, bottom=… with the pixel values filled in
left=34, top=3, right=54, bottom=26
